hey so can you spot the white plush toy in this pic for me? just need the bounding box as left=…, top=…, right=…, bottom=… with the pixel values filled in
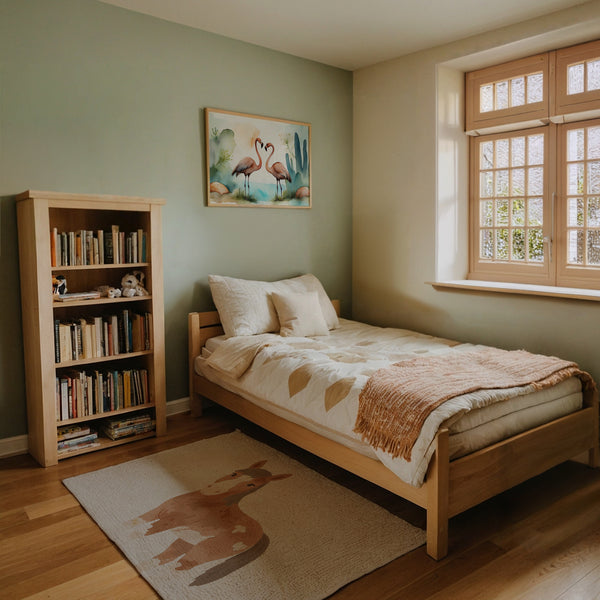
left=121, top=271, right=149, bottom=297
left=96, top=285, right=122, bottom=298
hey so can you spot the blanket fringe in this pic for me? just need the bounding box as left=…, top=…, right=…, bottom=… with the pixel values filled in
left=354, top=348, right=595, bottom=462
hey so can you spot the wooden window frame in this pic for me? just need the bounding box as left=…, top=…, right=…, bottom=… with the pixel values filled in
left=467, top=39, right=600, bottom=290
left=469, top=126, right=555, bottom=285
left=465, top=53, right=549, bottom=133
left=555, top=39, right=600, bottom=118
left=556, top=119, right=600, bottom=289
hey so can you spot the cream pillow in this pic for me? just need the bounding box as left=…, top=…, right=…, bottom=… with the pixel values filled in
left=208, top=273, right=339, bottom=337
left=208, top=274, right=279, bottom=337
left=271, top=291, right=329, bottom=337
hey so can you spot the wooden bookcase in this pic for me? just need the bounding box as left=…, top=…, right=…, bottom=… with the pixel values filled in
left=16, top=190, right=167, bottom=467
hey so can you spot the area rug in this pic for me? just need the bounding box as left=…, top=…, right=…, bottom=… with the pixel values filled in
left=63, top=430, right=425, bottom=599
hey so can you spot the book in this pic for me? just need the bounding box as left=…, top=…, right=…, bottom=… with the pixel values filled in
left=55, top=291, right=101, bottom=302
left=57, top=424, right=91, bottom=441
left=54, top=319, right=61, bottom=363
left=57, top=441, right=101, bottom=457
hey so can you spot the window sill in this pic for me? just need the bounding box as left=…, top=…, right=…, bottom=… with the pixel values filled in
left=428, top=280, right=600, bottom=302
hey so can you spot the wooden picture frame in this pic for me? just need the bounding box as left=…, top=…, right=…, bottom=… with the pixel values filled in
left=205, top=108, right=311, bottom=208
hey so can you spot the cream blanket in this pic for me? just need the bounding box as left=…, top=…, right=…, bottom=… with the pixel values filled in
left=354, top=347, right=595, bottom=462
left=199, top=319, right=587, bottom=487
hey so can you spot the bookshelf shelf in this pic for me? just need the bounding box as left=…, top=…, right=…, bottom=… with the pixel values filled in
left=52, top=262, right=150, bottom=272
left=57, top=402, right=156, bottom=426
left=56, top=349, right=153, bottom=368
left=17, top=190, right=167, bottom=467
left=53, top=296, right=152, bottom=308
left=58, top=431, right=157, bottom=459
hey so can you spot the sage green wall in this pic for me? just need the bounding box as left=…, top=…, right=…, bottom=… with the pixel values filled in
left=0, top=0, right=353, bottom=439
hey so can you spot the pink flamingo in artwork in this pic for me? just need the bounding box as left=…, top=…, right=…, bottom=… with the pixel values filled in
left=138, top=460, right=291, bottom=587
left=231, top=137, right=263, bottom=197
left=265, top=142, right=292, bottom=198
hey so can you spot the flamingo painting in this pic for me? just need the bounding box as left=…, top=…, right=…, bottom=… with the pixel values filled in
left=231, top=137, right=263, bottom=197
left=265, top=142, right=292, bottom=199
left=206, top=108, right=311, bottom=207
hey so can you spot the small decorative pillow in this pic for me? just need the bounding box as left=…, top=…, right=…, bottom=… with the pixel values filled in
left=271, top=290, right=329, bottom=337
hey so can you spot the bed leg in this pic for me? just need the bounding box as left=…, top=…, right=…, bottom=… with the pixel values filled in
left=190, top=391, right=203, bottom=418
left=588, top=389, right=599, bottom=468
left=426, top=428, right=449, bottom=560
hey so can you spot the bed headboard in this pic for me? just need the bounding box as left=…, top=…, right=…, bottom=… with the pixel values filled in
left=188, top=299, right=341, bottom=399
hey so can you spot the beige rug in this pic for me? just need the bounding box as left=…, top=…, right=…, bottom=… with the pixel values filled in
left=63, top=431, right=425, bottom=599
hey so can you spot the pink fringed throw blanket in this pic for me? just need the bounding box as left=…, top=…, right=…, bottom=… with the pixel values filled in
left=354, top=347, right=595, bottom=462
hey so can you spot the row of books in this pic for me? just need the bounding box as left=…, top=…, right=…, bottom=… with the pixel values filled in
left=55, top=368, right=149, bottom=421
left=54, top=310, right=152, bottom=363
left=50, top=226, right=147, bottom=267
left=56, top=414, right=156, bottom=456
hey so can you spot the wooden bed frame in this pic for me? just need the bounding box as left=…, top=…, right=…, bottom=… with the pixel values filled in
left=188, top=302, right=599, bottom=560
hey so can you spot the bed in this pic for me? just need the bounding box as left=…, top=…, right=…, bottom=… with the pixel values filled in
left=188, top=274, right=599, bottom=560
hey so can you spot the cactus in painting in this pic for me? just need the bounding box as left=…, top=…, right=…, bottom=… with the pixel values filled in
left=285, top=132, right=310, bottom=198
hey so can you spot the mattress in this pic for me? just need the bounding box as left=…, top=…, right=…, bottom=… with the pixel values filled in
left=195, top=319, right=582, bottom=486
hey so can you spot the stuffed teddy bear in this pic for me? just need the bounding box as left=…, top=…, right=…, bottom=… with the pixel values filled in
left=121, top=271, right=149, bottom=297
left=95, top=285, right=122, bottom=298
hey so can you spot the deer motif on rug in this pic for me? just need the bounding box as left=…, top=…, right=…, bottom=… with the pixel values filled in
left=138, top=460, right=291, bottom=586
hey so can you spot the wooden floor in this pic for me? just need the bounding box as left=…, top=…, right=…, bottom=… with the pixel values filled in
left=1, top=406, right=600, bottom=600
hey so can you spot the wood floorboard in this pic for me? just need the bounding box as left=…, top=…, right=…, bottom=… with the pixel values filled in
left=0, top=407, right=599, bottom=600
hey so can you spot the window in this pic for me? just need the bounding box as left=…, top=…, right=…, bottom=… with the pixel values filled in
left=466, top=39, right=600, bottom=289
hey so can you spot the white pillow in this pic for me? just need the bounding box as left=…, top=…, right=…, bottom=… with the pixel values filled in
left=271, top=291, right=330, bottom=337
left=208, top=273, right=339, bottom=337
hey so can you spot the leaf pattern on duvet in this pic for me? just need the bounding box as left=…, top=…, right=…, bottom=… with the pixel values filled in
left=288, top=365, right=314, bottom=397
left=324, top=377, right=356, bottom=411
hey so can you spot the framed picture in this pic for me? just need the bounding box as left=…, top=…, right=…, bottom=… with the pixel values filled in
left=205, top=108, right=311, bottom=208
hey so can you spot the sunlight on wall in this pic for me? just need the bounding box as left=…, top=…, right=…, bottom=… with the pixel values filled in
left=436, top=66, right=468, bottom=281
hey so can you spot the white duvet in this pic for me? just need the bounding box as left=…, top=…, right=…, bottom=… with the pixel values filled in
left=196, top=319, right=582, bottom=487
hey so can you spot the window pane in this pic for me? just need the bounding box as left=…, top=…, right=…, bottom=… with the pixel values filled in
left=568, top=128, right=585, bottom=161
left=587, top=230, right=600, bottom=265
left=587, top=59, right=600, bottom=92
left=512, top=229, right=525, bottom=260
left=528, top=228, right=544, bottom=261
left=480, top=141, right=494, bottom=169
left=527, top=167, right=543, bottom=195
left=568, top=230, right=584, bottom=264
left=497, top=229, right=509, bottom=259
left=527, top=73, right=543, bottom=103
left=588, top=197, right=600, bottom=227
left=511, top=137, right=525, bottom=166
left=568, top=198, right=584, bottom=227
left=588, top=161, right=600, bottom=194
left=527, top=134, right=544, bottom=165
left=496, top=171, right=509, bottom=197
left=511, top=169, right=525, bottom=196
left=480, top=230, right=493, bottom=258
left=511, top=77, right=525, bottom=106
left=568, top=63, right=585, bottom=95
left=480, top=171, right=493, bottom=197
left=495, top=139, right=509, bottom=168
left=568, top=163, right=585, bottom=195
left=480, top=84, right=493, bottom=112
left=496, top=80, right=509, bottom=110
left=496, top=199, right=509, bottom=225
left=481, top=200, right=494, bottom=226
left=528, top=198, right=543, bottom=226
left=512, top=198, right=525, bottom=225
left=588, top=127, right=600, bottom=160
